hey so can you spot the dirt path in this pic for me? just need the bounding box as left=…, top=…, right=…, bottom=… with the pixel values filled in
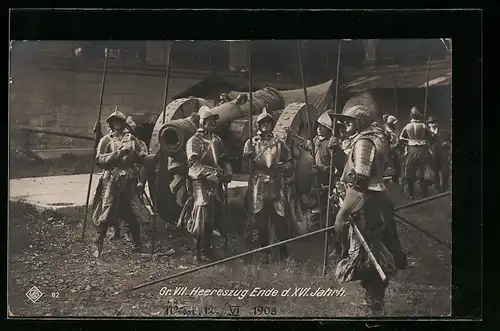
left=8, top=193, right=451, bottom=318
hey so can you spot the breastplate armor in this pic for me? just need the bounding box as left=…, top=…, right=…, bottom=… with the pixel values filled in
left=340, top=128, right=388, bottom=192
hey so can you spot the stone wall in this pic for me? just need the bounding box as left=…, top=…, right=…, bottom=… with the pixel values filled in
left=9, top=64, right=207, bottom=150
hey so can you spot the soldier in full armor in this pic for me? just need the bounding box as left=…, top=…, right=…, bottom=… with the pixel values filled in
left=185, top=106, right=233, bottom=265
left=383, top=115, right=403, bottom=185
left=91, top=115, right=155, bottom=243
left=399, top=107, right=433, bottom=199
left=427, top=115, right=451, bottom=192
left=243, top=108, right=294, bottom=264
left=286, top=112, right=345, bottom=256
left=329, top=104, right=407, bottom=316
left=91, top=108, right=151, bottom=257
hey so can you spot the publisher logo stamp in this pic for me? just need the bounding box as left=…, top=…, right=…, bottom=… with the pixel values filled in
left=26, top=286, right=43, bottom=303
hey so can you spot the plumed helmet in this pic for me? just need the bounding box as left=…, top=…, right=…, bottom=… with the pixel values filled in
left=106, top=106, right=127, bottom=124
left=410, top=107, right=422, bottom=119
left=382, top=114, right=389, bottom=123
left=126, top=116, right=138, bottom=132
left=256, top=107, right=273, bottom=124
left=427, top=115, right=438, bottom=123
left=386, top=115, right=398, bottom=125
left=198, top=106, right=219, bottom=126
left=317, top=111, right=333, bottom=130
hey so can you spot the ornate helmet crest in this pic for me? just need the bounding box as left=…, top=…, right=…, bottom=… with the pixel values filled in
left=256, top=107, right=273, bottom=124
left=317, top=111, right=333, bottom=130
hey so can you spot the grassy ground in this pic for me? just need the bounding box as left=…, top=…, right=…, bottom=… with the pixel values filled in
left=8, top=183, right=451, bottom=318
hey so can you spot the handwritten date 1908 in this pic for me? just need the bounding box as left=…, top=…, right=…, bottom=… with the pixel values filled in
left=252, top=306, right=277, bottom=315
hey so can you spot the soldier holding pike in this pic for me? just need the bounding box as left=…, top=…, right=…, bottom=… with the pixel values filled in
left=91, top=108, right=154, bottom=257
left=286, top=112, right=346, bottom=258
left=328, top=104, right=407, bottom=315
left=243, top=107, right=294, bottom=264
left=399, top=107, right=433, bottom=199
left=185, top=106, right=233, bottom=265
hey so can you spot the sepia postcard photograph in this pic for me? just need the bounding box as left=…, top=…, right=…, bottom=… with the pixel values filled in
left=8, top=32, right=455, bottom=318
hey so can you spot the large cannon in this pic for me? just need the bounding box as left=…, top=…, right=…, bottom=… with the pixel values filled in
left=146, top=85, right=325, bottom=228
left=153, top=87, right=285, bottom=156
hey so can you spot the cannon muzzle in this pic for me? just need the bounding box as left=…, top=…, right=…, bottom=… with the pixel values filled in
left=158, top=113, right=200, bottom=154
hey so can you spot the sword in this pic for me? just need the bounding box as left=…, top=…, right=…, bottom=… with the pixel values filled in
left=337, top=193, right=388, bottom=281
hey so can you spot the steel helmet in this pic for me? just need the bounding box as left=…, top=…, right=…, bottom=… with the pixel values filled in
left=317, top=111, right=333, bottom=130
left=106, top=106, right=127, bottom=124
left=256, top=107, right=273, bottom=124
left=410, top=107, right=422, bottom=119
left=386, top=115, right=398, bottom=125
left=332, top=104, right=374, bottom=130
left=198, top=106, right=219, bottom=126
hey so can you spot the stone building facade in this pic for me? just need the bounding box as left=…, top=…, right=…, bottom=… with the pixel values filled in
left=9, top=41, right=302, bottom=150
left=9, top=39, right=450, bottom=151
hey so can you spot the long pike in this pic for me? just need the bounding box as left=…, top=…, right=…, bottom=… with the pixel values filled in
left=296, top=40, right=324, bottom=229
left=322, top=40, right=342, bottom=276
left=151, top=41, right=173, bottom=255
left=81, top=42, right=110, bottom=240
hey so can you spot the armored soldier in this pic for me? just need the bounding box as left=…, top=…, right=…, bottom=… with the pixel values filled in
left=287, top=112, right=345, bottom=256
left=427, top=116, right=451, bottom=192
left=92, top=116, right=155, bottom=242
left=185, top=106, right=233, bottom=265
left=243, top=108, right=294, bottom=264
left=399, top=107, right=433, bottom=199
left=329, top=104, right=407, bottom=316
left=384, top=115, right=403, bottom=185
left=91, top=108, right=150, bottom=257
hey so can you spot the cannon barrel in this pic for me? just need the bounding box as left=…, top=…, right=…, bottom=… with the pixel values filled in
left=158, top=87, right=285, bottom=155
left=229, top=80, right=335, bottom=108
left=158, top=113, right=199, bottom=154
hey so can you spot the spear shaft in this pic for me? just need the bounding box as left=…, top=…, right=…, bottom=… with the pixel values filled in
left=246, top=41, right=254, bottom=251
left=296, top=40, right=324, bottom=230
left=424, top=51, right=432, bottom=123
left=392, top=50, right=399, bottom=120
left=151, top=41, right=173, bottom=254
left=322, top=40, right=342, bottom=276
left=81, top=42, right=110, bottom=240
